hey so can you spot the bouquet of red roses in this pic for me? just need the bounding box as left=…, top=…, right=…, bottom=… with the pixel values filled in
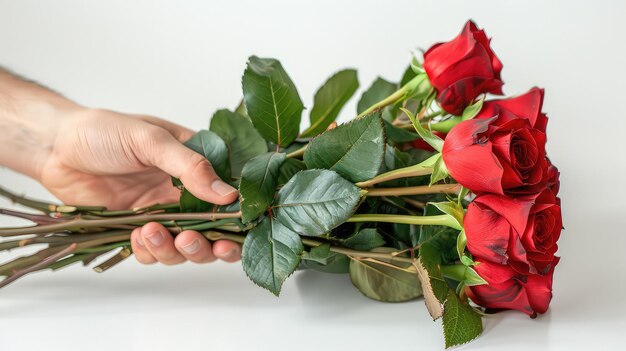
left=0, top=20, right=561, bottom=348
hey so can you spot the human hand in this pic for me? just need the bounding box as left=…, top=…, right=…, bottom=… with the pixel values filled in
left=38, top=108, right=241, bottom=264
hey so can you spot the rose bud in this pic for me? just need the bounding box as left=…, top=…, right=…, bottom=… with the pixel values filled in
left=423, top=20, right=504, bottom=116
left=466, top=258, right=559, bottom=317
left=441, top=88, right=549, bottom=195
left=464, top=189, right=562, bottom=275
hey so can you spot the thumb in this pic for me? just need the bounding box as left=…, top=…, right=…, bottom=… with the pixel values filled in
left=141, top=128, right=238, bottom=205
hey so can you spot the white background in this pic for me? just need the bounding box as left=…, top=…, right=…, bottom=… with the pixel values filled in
left=1, top=1, right=625, bottom=350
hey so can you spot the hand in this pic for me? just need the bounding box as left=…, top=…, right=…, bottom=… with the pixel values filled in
left=39, top=108, right=241, bottom=264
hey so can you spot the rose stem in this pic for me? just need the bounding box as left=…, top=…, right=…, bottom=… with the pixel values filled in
left=0, top=243, right=77, bottom=289
left=403, top=197, right=426, bottom=209
left=93, top=247, right=132, bottom=273
left=0, top=208, right=66, bottom=225
left=200, top=231, right=416, bottom=264
left=0, top=211, right=242, bottom=237
left=347, top=213, right=457, bottom=227
left=356, top=75, right=426, bottom=119
left=364, top=184, right=462, bottom=197
left=0, top=186, right=60, bottom=214
left=0, top=230, right=130, bottom=251
left=0, top=232, right=132, bottom=275
left=355, top=162, right=435, bottom=188
left=286, top=145, right=307, bottom=159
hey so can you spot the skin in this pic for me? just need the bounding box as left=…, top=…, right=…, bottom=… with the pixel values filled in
left=0, top=67, right=242, bottom=265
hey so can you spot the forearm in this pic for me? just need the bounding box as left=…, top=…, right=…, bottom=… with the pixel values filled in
left=0, top=67, right=81, bottom=179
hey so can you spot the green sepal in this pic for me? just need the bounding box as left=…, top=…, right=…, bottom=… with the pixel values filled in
left=461, top=97, right=485, bottom=120
left=401, top=107, right=444, bottom=152
left=429, top=154, right=450, bottom=186
left=431, top=201, right=464, bottom=231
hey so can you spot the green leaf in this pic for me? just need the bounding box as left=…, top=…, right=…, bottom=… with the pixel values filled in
left=461, top=97, right=485, bottom=120
left=301, top=69, right=359, bottom=137
left=342, top=228, right=386, bottom=251
left=242, top=216, right=304, bottom=296
left=299, top=251, right=350, bottom=274
left=234, top=99, right=248, bottom=118
left=274, top=169, right=362, bottom=236
left=384, top=120, right=419, bottom=144
left=242, top=56, right=303, bottom=146
left=357, top=77, right=396, bottom=114
left=239, top=152, right=286, bottom=223
left=401, top=107, right=444, bottom=153
left=443, top=290, right=483, bottom=348
left=400, top=64, right=418, bottom=87
left=210, top=109, right=268, bottom=178
left=174, top=130, right=229, bottom=212
left=349, top=248, right=422, bottom=302
left=303, top=112, right=385, bottom=183
left=179, top=189, right=213, bottom=213
left=277, top=158, right=307, bottom=186
left=301, top=244, right=331, bottom=264
left=182, top=130, right=230, bottom=180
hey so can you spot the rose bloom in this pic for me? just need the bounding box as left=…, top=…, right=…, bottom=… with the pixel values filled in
left=442, top=88, right=549, bottom=195
left=464, top=188, right=562, bottom=275
left=423, top=20, right=503, bottom=115
left=466, top=258, right=558, bottom=317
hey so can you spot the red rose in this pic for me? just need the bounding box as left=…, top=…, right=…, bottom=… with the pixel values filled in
left=466, top=258, right=558, bottom=317
left=441, top=88, right=549, bottom=195
left=546, top=159, right=560, bottom=196
left=423, top=20, right=503, bottom=115
left=464, top=189, right=562, bottom=275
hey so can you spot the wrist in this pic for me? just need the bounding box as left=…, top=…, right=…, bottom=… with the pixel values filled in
left=0, top=71, right=83, bottom=180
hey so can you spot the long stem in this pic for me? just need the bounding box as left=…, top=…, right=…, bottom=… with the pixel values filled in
left=200, top=230, right=416, bottom=264
left=286, top=145, right=307, bottom=159
left=0, top=186, right=60, bottom=213
left=356, top=87, right=408, bottom=119
left=356, top=155, right=438, bottom=188
left=365, top=184, right=461, bottom=197
left=0, top=211, right=242, bottom=237
left=93, top=247, right=132, bottom=273
left=0, top=244, right=77, bottom=288
left=347, top=214, right=457, bottom=227
left=0, top=208, right=65, bottom=225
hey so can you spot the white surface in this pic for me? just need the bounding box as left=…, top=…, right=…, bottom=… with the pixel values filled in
left=1, top=1, right=625, bottom=350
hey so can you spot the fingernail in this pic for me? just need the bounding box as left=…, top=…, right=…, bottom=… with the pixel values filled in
left=180, top=239, right=201, bottom=254
left=145, top=231, right=164, bottom=246
left=221, top=248, right=238, bottom=259
left=211, top=180, right=237, bottom=197
left=136, top=235, right=145, bottom=247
